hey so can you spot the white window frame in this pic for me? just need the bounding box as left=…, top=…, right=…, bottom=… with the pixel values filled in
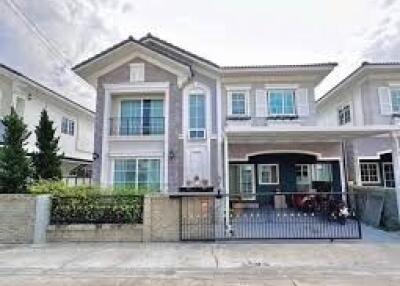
left=118, top=98, right=165, bottom=135
left=338, top=104, right=352, bottom=126
left=113, top=158, right=162, bottom=190
left=61, top=117, right=75, bottom=136
left=129, top=63, right=145, bottom=82
left=188, top=92, right=206, bottom=139
left=230, top=164, right=256, bottom=200
left=295, top=164, right=311, bottom=185
left=228, top=90, right=250, bottom=117
left=382, top=162, right=395, bottom=188
left=360, top=162, right=381, bottom=184
left=258, top=164, right=279, bottom=185
left=267, top=89, right=296, bottom=117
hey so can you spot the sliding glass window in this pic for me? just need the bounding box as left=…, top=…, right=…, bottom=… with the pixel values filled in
left=114, top=158, right=161, bottom=191
left=119, top=99, right=164, bottom=135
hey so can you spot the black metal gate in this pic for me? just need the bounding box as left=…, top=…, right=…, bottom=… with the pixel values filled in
left=179, top=192, right=362, bottom=241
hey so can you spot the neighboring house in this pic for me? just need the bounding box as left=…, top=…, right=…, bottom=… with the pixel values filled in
left=317, top=62, right=400, bottom=189
left=72, top=34, right=399, bottom=202
left=0, top=63, right=95, bottom=176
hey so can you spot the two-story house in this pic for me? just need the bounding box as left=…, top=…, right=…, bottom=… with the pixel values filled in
left=0, top=64, right=95, bottom=176
left=72, top=35, right=398, bottom=207
left=317, top=62, right=400, bottom=190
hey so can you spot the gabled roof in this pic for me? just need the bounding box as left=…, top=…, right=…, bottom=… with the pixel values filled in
left=72, top=33, right=337, bottom=84
left=139, top=33, right=220, bottom=68
left=0, top=63, right=94, bottom=115
left=318, top=62, right=400, bottom=104
left=72, top=36, right=192, bottom=72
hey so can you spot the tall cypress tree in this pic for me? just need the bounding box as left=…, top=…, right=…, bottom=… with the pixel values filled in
left=33, top=109, right=63, bottom=180
left=0, top=108, right=32, bottom=193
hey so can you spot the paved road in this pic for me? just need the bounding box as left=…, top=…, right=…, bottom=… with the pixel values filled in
left=1, top=240, right=400, bottom=285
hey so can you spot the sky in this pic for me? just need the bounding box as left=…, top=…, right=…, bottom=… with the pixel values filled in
left=0, top=0, right=400, bottom=111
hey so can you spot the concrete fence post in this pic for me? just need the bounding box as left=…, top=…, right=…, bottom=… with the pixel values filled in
left=33, top=195, right=51, bottom=244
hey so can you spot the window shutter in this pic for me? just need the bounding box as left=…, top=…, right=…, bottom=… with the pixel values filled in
left=227, top=92, right=232, bottom=116
left=296, top=88, right=309, bottom=117
left=378, top=87, right=392, bottom=115
left=255, top=90, right=267, bottom=117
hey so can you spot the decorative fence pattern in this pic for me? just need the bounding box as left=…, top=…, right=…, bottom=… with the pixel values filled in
left=180, top=192, right=362, bottom=241
left=50, top=195, right=144, bottom=224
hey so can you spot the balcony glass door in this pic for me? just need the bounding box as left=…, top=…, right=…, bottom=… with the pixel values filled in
left=121, top=100, right=141, bottom=135
left=143, top=100, right=164, bottom=135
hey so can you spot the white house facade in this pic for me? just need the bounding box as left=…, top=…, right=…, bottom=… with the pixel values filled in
left=0, top=64, right=95, bottom=176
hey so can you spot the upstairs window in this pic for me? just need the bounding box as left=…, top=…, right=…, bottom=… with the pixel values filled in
left=189, top=93, right=206, bottom=139
left=228, top=90, right=249, bottom=117
left=119, top=99, right=164, bottom=135
left=338, top=104, right=351, bottom=125
left=267, top=89, right=295, bottom=116
left=391, top=88, right=400, bottom=113
left=61, top=117, right=75, bottom=136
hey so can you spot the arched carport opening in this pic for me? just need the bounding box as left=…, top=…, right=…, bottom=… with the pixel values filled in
left=229, top=152, right=342, bottom=206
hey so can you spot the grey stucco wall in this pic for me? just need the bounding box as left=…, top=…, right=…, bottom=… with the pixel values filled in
left=93, top=57, right=183, bottom=191
left=361, top=72, right=400, bottom=125
left=353, top=137, right=392, bottom=157
left=0, top=194, right=36, bottom=243
left=93, top=55, right=219, bottom=190
left=0, top=194, right=50, bottom=244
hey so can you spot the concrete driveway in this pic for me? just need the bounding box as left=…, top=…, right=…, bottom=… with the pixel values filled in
left=1, top=237, right=400, bottom=286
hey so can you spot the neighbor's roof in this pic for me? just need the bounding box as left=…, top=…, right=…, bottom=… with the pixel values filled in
left=73, top=34, right=337, bottom=76
left=318, top=62, right=400, bottom=104
left=0, top=63, right=94, bottom=115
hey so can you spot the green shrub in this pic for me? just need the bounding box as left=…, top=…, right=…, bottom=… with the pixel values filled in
left=29, top=180, right=156, bottom=197
left=29, top=180, right=152, bottom=224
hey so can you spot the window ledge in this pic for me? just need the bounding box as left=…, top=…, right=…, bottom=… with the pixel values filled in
left=227, top=116, right=251, bottom=121
left=266, top=115, right=299, bottom=120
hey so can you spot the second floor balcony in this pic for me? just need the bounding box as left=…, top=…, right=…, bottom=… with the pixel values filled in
left=109, top=117, right=165, bottom=136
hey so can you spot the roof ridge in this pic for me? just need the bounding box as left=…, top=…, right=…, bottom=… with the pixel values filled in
left=139, top=33, right=220, bottom=68
left=72, top=36, right=191, bottom=71
left=0, top=63, right=94, bottom=114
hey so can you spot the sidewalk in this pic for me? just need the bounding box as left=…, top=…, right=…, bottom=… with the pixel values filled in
left=1, top=240, right=400, bottom=285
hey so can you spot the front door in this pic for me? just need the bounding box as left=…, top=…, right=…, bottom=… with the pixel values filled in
left=295, top=164, right=311, bottom=192
left=383, top=162, right=395, bottom=188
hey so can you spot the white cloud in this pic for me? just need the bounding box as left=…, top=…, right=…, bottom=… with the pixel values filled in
left=0, top=0, right=399, bottom=105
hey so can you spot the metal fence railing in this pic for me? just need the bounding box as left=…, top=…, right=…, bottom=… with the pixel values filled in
left=179, top=192, right=362, bottom=241
left=50, top=195, right=144, bottom=225
left=62, top=176, right=92, bottom=187
left=109, top=117, right=165, bottom=136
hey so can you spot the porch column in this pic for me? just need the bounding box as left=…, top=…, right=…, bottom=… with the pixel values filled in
left=339, top=141, right=347, bottom=194
left=391, top=132, right=400, bottom=221
left=224, top=136, right=230, bottom=227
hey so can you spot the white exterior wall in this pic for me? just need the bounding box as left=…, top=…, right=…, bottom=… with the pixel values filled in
left=221, top=74, right=323, bottom=129
left=317, top=83, right=364, bottom=127
left=0, top=72, right=94, bottom=163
